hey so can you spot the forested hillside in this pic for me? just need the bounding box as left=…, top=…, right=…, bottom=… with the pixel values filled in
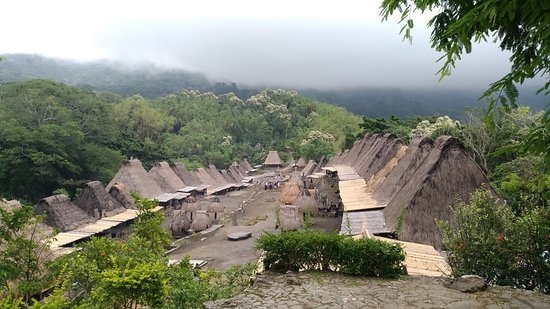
left=2, top=54, right=546, bottom=119
left=0, top=79, right=361, bottom=202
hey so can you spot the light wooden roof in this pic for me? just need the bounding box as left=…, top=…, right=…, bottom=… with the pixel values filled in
left=339, top=179, right=386, bottom=211
left=47, top=207, right=162, bottom=250
left=340, top=210, right=390, bottom=235
left=375, top=236, right=451, bottom=277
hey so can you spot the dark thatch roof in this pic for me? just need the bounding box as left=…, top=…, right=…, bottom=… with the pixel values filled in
left=302, top=160, right=317, bottom=176
left=148, top=161, right=186, bottom=192
left=35, top=195, right=95, bottom=232
left=108, top=183, right=136, bottom=209
left=293, top=188, right=319, bottom=216
left=75, top=181, right=126, bottom=219
left=383, top=136, right=491, bottom=249
left=106, top=159, right=163, bottom=199
left=170, top=209, right=190, bottom=236
left=263, top=151, right=283, bottom=166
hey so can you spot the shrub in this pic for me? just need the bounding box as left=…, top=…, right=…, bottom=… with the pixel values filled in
left=256, top=230, right=405, bottom=278
left=439, top=187, right=550, bottom=293
left=336, top=237, right=405, bottom=278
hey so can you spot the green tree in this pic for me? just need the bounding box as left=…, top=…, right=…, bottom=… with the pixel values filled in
left=0, top=204, right=55, bottom=303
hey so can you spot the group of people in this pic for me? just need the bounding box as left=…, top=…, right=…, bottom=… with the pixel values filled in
left=264, top=181, right=280, bottom=190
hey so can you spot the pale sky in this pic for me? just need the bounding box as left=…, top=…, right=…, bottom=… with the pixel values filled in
left=0, top=0, right=528, bottom=89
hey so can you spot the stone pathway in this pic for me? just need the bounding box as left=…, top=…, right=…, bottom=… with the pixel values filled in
left=205, top=271, right=550, bottom=308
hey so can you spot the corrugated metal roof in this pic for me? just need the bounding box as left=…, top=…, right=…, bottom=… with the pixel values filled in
left=340, top=210, right=390, bottom=236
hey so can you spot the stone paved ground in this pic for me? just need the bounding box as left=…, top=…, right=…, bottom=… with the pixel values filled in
left=205, top=271, right=550, bottom=309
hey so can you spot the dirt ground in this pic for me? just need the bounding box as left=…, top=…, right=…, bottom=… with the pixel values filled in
left=168, top=178, right=342, bottom=270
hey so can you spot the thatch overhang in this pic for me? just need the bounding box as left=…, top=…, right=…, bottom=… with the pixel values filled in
left=75, top=181, right=126, bottom=219
left=108, top=183, right=136, bottom=209
left=35, top=195, right=96, bottom=232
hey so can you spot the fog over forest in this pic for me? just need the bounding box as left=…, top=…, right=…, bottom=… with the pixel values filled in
left=2, top=0, right=545, bottom=92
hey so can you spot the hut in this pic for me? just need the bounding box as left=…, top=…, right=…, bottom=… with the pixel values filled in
left=382, top=136, right=491, bottom=249
left=194, top=168, right=218, bottom=187
left=106, top=159, right=163, bottom=199
left=108, top=183, right=136, bottom=209
left=263, top=151, right=283, bottom=167
left=75, top=181, right=126, bottom=219
left=207, top=197, right=225, bottom=221
left=279, top=182, right=301, bottom=205
left=184, top=202, right=200, bottom=221
left=190, top=210, right=211, bottom=232
left=35, top=195, right=95, bottom=232
left=148, top=161, right=186, bottom=193
left=293, top=188, right=319, bottom=216
left=170, top=209, right=190, bottom=237
left=171, top=162, right=202, bottom=186
left=279, top=205, right=302, bottom=231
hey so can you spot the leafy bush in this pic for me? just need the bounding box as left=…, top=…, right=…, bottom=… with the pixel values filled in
left=439, top=187, right=550, bottom=293
left=336, top=237, right=405, bottom=278
left=165, top=260, right=256, bottom=309
left=256, top=230, right=405, bottom=278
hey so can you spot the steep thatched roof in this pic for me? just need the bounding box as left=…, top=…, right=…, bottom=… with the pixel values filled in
left=302, top=160, right=317, bottom=176
left=171, top=162, right=202, bottom=186
left=220, top=169, right=238, bottom=184
left=239, top=159, right=254, bottom=172
left=148, top=161, right=186, bottom=193
left=106, top=159, right=163, bottom=199
left=190, top=210, right=211, bottom=232
left=373, top=136, right=434, bottom=203
left=263, top=151, right=283, bottom=166
left=279, top=205, right=302, bottom=231
left=75, top=181, right=126, bottom=219
left=194, top=167, right=218, bottom=186
left=207, top=165, right=229, bottom=185
left=108, top=183, right=136, bottom=209
left=35, top=195, right=95, bottom=232
left=383, top=136, right=491, bottom=249
left=185, top=202, right=200, bottom=213
left=296, top=157, right=307, bottom=168
left=227, top=166, right=243, bottom=181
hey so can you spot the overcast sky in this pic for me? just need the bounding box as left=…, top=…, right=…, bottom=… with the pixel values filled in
left=0, top=0, right=527, bottom=89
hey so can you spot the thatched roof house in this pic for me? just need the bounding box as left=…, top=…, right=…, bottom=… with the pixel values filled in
left=293, top=188, right=319, bottom=216
left=170, top=209, right=190, bottom=237
left=279, top=205, right=302, bottom=231
left=148, top=161, right=186, bottom=193
left=108, top=183, right=136, bottom=209
left=263, top=151, right=283, bottom=167
left=194, top=167, right=218, bottom=187
left=171, top=162, right=202, bottom=186
left=35, top=195, right=95, bottom=232
left=302, top=160, right=317, bottom=176
left=382, top=136, right=490, bottom=249
left=190, top=210, right=211, bottom=232
left=106, top=159, right=163, bottom=199
left=207, top=165, right=229, bottom=185
left=75, top=181, right=126, bottom=219
left=239, top=159, right=255, bottom=173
